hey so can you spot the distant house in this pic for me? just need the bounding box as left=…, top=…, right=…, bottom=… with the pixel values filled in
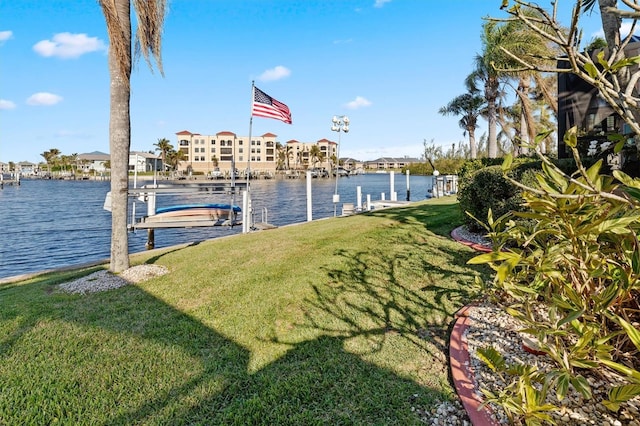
left=340, top=157, right=365, bottom=171
left=77, top=151, right=110, bottom=173
left=0, top=162, right=8, bottom=173
left=365, top=157, right=422, bottom=170
left=76, top=151, right=162, bottom=174
left=16, top=161, right=38, bottom=175
left=129, top=151, right=162, bottom=173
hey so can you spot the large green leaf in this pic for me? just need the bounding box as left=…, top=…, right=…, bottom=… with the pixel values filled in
left=583, top=62, right=599, bottom=78
left=476, top=346, right=506, bottom=372
left=597, top=216, right=640, bottom=234
left=600, top=359, right=640, bottom=383
left=614, top=316, right=640, bottom=352
left=467, top=251, right=521, bottom=265
left=570, top=375, right=592, bottom=399
left=606, top=384, right=640, bottom=410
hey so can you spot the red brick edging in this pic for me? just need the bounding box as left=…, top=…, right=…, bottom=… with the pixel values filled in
left=449, top=227, right=499, bottom=425
left=450, top=227, right=492, bottom=253
left=450, top=305, right=499, bottom=426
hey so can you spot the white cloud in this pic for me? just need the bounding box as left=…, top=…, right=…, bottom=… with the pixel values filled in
left=0, top=99, right=16, bottom=110
left=257, top=65, right=291, bottom=82
left=33, top=32, right=106, bottom=59
left=345, top=96, right=372, bottom=110
left=53, top=130, right=89, bottom=138
left=0, top=30, right=13, bottom=43
left=374, top=0, right=392, bottom=8
left=26, top=92, right=63, bottom=106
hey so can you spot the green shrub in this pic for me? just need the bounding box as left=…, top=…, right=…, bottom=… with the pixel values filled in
left=469, top=128, right=640, bottom=421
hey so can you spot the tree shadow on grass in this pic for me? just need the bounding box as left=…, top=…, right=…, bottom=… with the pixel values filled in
left=0, top=200, right=487, bottom=424
left=290, top=228, right=488, bottom=358
left=0, top=277, right=446, bottom=425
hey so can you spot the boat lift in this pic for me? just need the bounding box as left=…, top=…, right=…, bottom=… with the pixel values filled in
left=105, top=181, right=256, bottom=249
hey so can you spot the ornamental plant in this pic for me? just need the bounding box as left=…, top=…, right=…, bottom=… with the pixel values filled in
left=469, top=128, right=640, bottom=421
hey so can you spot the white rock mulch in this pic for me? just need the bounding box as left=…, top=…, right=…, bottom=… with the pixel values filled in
left=58, top=264, right=169, bottom=294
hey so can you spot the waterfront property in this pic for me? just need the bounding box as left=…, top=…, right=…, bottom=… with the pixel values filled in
left=175, top=130, right=341, bottom=176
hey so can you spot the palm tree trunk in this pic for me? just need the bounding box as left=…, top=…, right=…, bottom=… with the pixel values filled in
left=468, top=129, right=477, bottom=159
left=107, top=0, right=132, bottom=273
left=486, top=85, right=498, bottom=158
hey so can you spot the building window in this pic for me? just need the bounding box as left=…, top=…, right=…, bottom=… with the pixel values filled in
left=200, top=156, right=205, bottom=161
left=239, top=148, right=244, bottom=153
left=211, top=148, right=216, bottom=153
left=211, top=140, right=216, bottom=145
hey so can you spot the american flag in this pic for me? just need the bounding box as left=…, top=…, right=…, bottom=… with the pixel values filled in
left=252, top=86, right=292, bottom=124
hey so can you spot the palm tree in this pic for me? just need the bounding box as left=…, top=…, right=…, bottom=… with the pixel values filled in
left=468, top=27, right=504, bottom=159
left=439, top=88, right=485, bottom=159
left=309, top=145, right=321, bottom=169
left=40, top=148, right=60, bottom=175
left=285, top=145, right=293, bottom=170
left=165, top=149, right=186, bottom=175
left=495, top=7, right=558, bottom=154
left=98, top=0, right=165, bottom=273
left=154, top=137, right=172, bottom=176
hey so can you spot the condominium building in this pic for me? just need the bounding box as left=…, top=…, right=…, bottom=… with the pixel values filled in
left=175, top=130, right=338, bottom=174
left=285, top=138, right=337, bottom=170
left=175, top=130, right=279, bottom=175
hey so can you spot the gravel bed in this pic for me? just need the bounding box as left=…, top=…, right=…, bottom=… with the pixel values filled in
left=58, top=264, right=169, bottom=294
left=427, top=302, right=640, bottom=426
left=426, top=228, right=640, bottom=425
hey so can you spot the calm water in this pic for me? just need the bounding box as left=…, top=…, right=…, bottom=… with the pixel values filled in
left=0, top=174, right=433, bottom=279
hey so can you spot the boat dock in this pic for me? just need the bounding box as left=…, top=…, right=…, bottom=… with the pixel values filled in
left=110, top=181, right=276, bottom=249
left=0, top=173, right=20, bottom=188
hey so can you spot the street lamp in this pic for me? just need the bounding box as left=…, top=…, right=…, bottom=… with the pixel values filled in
left=331, top=115, right=350, bottom=216
left=432, top=169, right=440, bottom=198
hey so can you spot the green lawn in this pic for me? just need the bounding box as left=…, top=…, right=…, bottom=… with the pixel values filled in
left=0, top=197, right=489, bottom=425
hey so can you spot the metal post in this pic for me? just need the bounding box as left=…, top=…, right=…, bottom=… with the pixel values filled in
left=390, top=171, right=396, bottom=201
left=406, top=170, right=410, bottom=201
left=306, top=170, right=313, bottom=221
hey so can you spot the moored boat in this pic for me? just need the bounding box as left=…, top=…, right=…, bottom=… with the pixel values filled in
left=144, top=203, right=241, bottom=223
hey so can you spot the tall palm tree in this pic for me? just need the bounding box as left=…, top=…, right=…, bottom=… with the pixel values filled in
left=98, top=0, right=165, bottom=273
left=498, top=7, right=558, bottom=154
left=154, top=137, right=172, bottom=176
left=468, top=26, right=504, bottom=159
left=438, top=89, right=485, bottom=159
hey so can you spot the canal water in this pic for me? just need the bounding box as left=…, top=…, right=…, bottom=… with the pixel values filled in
left=0, top=173, right=434, bottom=279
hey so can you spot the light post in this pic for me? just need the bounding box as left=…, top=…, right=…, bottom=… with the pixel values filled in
left=432, top=169, right=440, bottom=198
left=331, top=115, right=350, bottom=216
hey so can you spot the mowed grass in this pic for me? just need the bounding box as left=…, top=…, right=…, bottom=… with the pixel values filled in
left=0, top=197, right=489, bottom=425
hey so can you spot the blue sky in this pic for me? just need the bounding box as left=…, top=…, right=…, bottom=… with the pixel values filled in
left=0, top=0, right=604, bottom=164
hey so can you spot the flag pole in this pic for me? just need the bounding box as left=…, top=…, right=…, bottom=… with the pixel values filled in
left=243, top=81, right=255, bottom=233
left=247, top=80, right=254, bottom=188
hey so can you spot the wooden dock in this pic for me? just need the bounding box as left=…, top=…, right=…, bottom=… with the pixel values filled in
left=0, top=179, right=20, bottom=189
